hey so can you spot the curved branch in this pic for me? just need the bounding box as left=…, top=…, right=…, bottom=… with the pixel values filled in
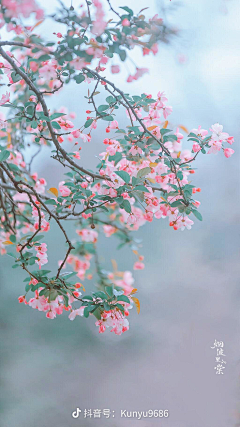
left=0, top=45, right=108, bottom=182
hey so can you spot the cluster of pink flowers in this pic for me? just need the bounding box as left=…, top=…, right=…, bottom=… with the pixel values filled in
left=66, top=254, right=92, bottom=281
left=0, top=0, right=169, bottom=82
left=82, top=92, right=233, bottom=232
left=19, top=282, right=131, bottom=335
left=127, top=68, right=149, bottom=83
left=32, top=199, right=50, bottom=234
left=19, top=285, right=82, bottom=320
left=0, top=0, right=44, bottom=34
left=0, top=91, right=10, bottom=106
left=0, top=0, right=235, bottom=335
left=77, top=228, right=98, bottom=243
left=96, top=308, right=130, bottom=335
left=34, top=242, right=48, bottom=269
left=92, top=0, right=107, bottom=36
left=208, top=123, right=234, bottom=157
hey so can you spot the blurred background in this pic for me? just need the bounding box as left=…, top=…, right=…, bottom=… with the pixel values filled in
left=1, top=0, right=240, bottom=426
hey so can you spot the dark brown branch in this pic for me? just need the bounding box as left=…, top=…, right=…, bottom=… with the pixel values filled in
left=0, top=41, right=32, bottom=48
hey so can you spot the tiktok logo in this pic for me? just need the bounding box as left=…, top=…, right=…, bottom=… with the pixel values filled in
left=72, top=408, right=82, bottom=418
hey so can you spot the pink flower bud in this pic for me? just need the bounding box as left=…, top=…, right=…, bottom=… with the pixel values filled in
left=224, top=148, right=234, bottom=158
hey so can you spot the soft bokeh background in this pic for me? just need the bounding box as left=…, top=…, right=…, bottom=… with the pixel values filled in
left=1, top=0, right=240, bottom=426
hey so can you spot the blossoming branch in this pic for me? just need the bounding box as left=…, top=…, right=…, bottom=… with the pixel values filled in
left=0, top=0, right=234, bottom=335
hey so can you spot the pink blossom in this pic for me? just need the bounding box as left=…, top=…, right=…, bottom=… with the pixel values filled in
left=227, top=136, right=234, bottom=145
left=178, top=216, right=194, bottom=231
left=192, top=143, right=201, bottom=153
left=210, top=123, right=229, bottom=141
left=92, top=0, right=107, bottom=36
left=133, top=262, right=145, bottom=270
left=77, top=228, right=98, bottom=243
left=111, top=65, right=120, bottom=74
left=180, top=149, right=193, bottom=162
left=39, top=62, right=57, bottom=80
left=0, top=92, right=10, bottom=106
left=224, top=148, right=234, bottom=158
left=103, top=225, right=116, bottom=237
left=122, top=18, right=130, bottom=27
left=35, top=243, right=47, bottom=256
left=46, top=310, right=56, bottom=319
left=191, top=125, right=208, bottom=138
left=41, top=219, right=50, bottom=232
left=73, top=151, right=81, bottom=159
left=109, top=120, right=119, bottom=130
left=127, top=68, right=149, bottom=83
left=79, top=132, right=91, bottom=143
left=71, top=130, right=81, bottom=138
left=162, top=105, right=173, bottom=119
left=68, top=307, right=84, bottom=320
left=59, top=181, right=71, bottom=197
left=35, top=253, right=48, bottom=269
left=208, top=140, right=222, bottom=154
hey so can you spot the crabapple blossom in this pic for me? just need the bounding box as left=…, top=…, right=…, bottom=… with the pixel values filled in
left=224, top=148, right=234, bottom=158
left=0, top=91, right=10, bottom=105
left=0, top=0, right=234, bottom=335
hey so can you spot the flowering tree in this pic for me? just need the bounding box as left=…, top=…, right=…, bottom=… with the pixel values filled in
left=0, top=0, right=234, bottom=335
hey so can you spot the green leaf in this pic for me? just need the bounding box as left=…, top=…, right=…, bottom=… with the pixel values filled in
left=120, top=6, right=133, bottom=15
left=32, top=235, right=44, bottom=242
left=25, top=283, right=31, bottom=292
left=160, top=128, right=172, bottom=136
left=84, top=306, right=90, bottom=318
left=9, top=234, right=16, bottom=243
left=6, top=252, right=16, bottom=259
left=163, top=135, right=177, bottom=142
left=115, top=170, right=130, bottom=184
left=98, top=105, right=109, bottom=112
left=101, top=115, right=114, bottom=121
left=177, top=171, right=183, bottom=180
left=31, top=121, right=38, bottom=129
left=44, top=199, right=57, bottom=205
left=11, top=71, right=21, bottom=83
left=60, top=272, right=76, bottom=280
left=120, top=199, right=131, bottom=214
left=106, top=96, right=115, bottom=104
left=94, top=291, right=107, bottom=299
left=92, top=307, right=102, bottom=320
left=104, top=302, right=111, bottom=311
left=119, top=49, right=127, bottom=62
left=135, top=185, right=150, bottom=193
left=29, top=257, right=37, bottom=265
left=171, top=201, right=183, bottom=208
left=51, top=121, right=61, bottom=129
left=82, top=295, right=93, bottom=301
left=0, top=150, right=10, bottom=162
left=192, top=209, right=203, bottom=221
left=50, top=113, right=66, bottom=120
left=108, top=152, right=122, bottom=165
left=36, top=269, right=51, bottom=276
left=132, top=176, right=139, bottom=186
left=62, top=294, right=69, bottom=307
left=49, top=290, right=58, bottom=301
left=39, top=289, right=49, bottom=297
left=105, top=285, right=114, bottom=297
left=137, top=167, right=151, bottom=178
left=84, top=119, right=93, bottom=128
left=117, top=295, right=130, bottom=304
left=74, top=74, right=85, bottom=84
